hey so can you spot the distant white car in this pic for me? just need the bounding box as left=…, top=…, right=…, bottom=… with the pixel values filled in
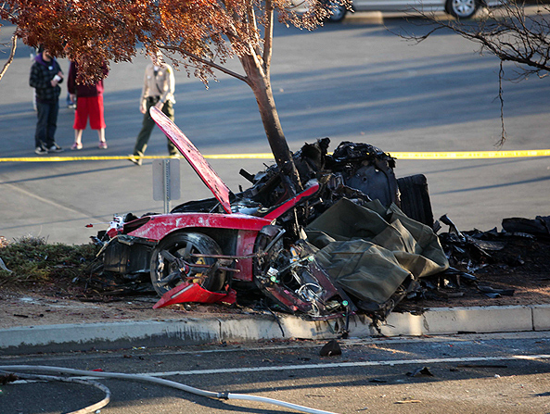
left=290, top=0, right=503, bottom=21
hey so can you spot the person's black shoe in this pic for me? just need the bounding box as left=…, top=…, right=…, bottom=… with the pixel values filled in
left=35, top=146, right=48, bottom=155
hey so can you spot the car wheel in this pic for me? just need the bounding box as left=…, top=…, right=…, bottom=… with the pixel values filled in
left=325, top=1, right=347, bottom=22
left=445, top=0, right=478, bottom=19
left=397, top=174, right=434, bottom=228
left=150, top=232, right=226, bottom=296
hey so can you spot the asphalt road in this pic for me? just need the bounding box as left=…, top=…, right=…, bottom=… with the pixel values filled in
left=0, top=10, right=549, bottom=245
left=1, top=332, right=549, bottom=413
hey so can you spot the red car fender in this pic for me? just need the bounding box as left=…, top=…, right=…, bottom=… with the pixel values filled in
left=124, top=213, right=272, bottom=282
left=233, top=229, right=260, bottom=281
left=153, top=283, right=237, bottom=309
left=126, top=213, right=273, bottom=241
left=263, top=181, right=320, bottom=220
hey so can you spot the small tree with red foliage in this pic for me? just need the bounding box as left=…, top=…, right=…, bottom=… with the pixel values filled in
left=1, top=0, right=347, bottom=193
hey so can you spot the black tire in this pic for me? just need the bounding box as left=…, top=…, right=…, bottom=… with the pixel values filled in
left=150, top=232, right=226, bottom=296
left=325, top=1, right=347, bottom=22
left=397, top=174, right=434, bottom=228
left=445, top=0, right=478, bottom=19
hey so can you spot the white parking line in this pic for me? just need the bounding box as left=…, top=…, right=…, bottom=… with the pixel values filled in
left=148, top=354, right=550, bottom=377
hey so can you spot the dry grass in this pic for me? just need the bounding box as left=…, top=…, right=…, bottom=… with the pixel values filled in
left=0, top=236, right=99, bottom=289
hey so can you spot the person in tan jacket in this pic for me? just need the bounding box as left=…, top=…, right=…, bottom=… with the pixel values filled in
left=129, top=51, right=177, bottom=166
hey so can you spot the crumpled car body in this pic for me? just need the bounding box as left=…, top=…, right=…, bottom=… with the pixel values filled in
left=98, top=107, right=446, bottom=322
left=99, top=107, right=352, bottom=320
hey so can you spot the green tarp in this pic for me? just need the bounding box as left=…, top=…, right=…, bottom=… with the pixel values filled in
left=307, top=198, right=449, bottom=305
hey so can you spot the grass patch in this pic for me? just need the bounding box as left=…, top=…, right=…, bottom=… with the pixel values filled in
left=0, top=235, right=100, bottom=289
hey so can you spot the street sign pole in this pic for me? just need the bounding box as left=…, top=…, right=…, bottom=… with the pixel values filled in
left=153, top=159, right=181, bottom=214
left=163, top=160, right=170, bottom=214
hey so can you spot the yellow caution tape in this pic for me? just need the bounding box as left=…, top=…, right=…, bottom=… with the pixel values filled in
left=0, top=156, right=136, bottom=162
left=0, top=155, right=274, bottom=162
left=388, top=149, right=550, bottom=159
left=1, top=149, right=549, bottom=162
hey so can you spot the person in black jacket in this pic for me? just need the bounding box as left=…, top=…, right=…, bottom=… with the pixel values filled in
left=29, top=46, right=64, bottom=154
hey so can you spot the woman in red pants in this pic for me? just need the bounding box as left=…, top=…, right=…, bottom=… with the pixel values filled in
left=68, top=61, right=109, bottom=150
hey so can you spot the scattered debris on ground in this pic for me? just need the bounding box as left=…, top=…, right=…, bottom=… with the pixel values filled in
left=319, top=339, right=342, bottom=357
left=1, top=218, right=549, bottom=328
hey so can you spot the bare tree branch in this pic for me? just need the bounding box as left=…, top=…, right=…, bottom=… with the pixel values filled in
left=404, top=2, right=550, bottom=74
left=497, top=60, right=507, bottom=147
left=399, top=1, right=550, bottom=144
left=161, top=44, right=249, bottom=84
left=0, top=33, right=17, bottom=82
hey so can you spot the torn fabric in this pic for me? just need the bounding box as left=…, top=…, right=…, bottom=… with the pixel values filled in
left=306, top=198, right=449, bottom=305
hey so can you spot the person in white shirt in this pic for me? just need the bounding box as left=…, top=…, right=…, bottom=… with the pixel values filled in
left=129, top=51, right=177, bottom=166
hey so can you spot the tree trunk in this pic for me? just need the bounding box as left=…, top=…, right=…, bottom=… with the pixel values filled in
left=240, top=54, right=302, bottom=195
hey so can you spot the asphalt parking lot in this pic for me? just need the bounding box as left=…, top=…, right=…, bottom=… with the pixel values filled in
left=1, top=332, right=550, bottom=413
left=1, top=11, right=549, bottom=245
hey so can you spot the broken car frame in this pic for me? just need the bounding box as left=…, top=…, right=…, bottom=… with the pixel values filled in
left=95, top=107, right=441, bottom=323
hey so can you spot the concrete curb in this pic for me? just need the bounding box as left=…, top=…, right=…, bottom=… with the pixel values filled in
left=1, top=305, right=549, bottom=355
left=378, top=304, right=550, bottom=336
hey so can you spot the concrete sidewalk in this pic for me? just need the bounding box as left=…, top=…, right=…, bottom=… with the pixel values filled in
left=2, top=304, right=549, bottom=355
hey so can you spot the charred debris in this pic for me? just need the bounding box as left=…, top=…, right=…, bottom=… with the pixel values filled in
left=92, top=138, right=541, bottom=325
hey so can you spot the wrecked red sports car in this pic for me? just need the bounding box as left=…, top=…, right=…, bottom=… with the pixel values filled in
left=97, top=107, right=446, bottom=322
